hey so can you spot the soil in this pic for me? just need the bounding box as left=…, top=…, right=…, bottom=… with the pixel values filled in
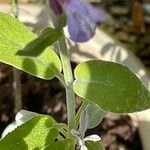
left=101, top=0, right=150, bottom=68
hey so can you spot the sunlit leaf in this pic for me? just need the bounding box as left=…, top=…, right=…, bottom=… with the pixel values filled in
left=0, top=116, right=58, bottom=150
left=17, top=27, right=62, bottom=56
left=2, top=110, right=40, bottom=138
left=0, top=13, right=61, bottom=80
left=73, top=60, right=150, bottom=113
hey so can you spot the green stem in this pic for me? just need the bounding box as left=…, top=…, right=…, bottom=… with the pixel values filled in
left=56, top=72, right=67, bottom=88
left=58, top=35, right=75, bottom=130
left=11, top=0, right=18, bottom=18
left=11, top=0, right=22, bottom=113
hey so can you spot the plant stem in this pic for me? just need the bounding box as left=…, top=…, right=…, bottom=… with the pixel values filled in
left=13, top=69, right=22, bottom=113
left=11, top=0, right=18, bottom=18
left=47, top=0, right=75, bottom=136
left=55, top=72, right=67, bottom=89
left=11, top=0, right=22, bottom=113
left=58, top=35, right=75, bottom=130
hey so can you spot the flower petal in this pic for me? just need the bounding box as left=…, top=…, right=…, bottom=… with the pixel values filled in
left=84, top=134, right=101, bottom=142
left=49, top=0, right=63, bottom=15
left=85, top=5, right=108, bottom=23
left=63, top=0, right=107, bottom=42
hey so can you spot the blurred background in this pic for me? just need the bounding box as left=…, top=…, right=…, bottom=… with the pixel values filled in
left=0, top=0, right=150, bottom=149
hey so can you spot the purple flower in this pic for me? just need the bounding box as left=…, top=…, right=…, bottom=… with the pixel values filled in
left=49, top=0, right=108, bottom=42
left=49, top=0, right=63, bottom=15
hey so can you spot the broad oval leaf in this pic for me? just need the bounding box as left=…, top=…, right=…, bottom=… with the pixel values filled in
left=0, top=116, right=58, bottom=150
left=0, top=13, right=61, bottom=80
left=73, top=60, right=150, bottom=113
left=16, top=27, right=62, bottom=57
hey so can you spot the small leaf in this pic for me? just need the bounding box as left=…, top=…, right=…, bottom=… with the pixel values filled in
left=86, top=141, right=105, bottom=150
left=16, top=27, right=62, bottom=57
left=0, top=116, right=58, bottom=150
left=73, top=60, right=150, bottom=113
left=0, top=13, right=61, bottom=80
left=80, top=107, right=89, bottom=134
left=80, top=104, right=106, bottom=130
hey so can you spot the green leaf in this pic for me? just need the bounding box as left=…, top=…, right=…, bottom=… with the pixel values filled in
left=0, top=13, right=61, bottom=80
left=73, top=60, right=150, bottom=113
left=52, top=13, right=67, bottom=30
left=80, top=104, right=107, bottom=131
left=16, top=27, right=62, bottom=57
left=86, top=141, right=105, bottom=150
left=45, top=139, right=74, bottom=150
left=0, top=116, right=58, bottom=150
